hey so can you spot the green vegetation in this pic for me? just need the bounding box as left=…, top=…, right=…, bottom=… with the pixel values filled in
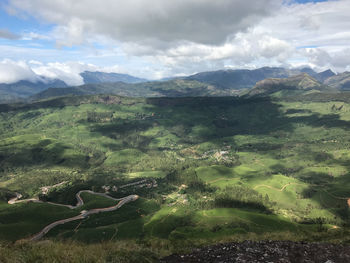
left=1, top=93, right=350, bottom=261
left=0, top=240, right=160, bottom=263
left=0, top=202, right=79, bottom=241
left=32, top=79, right=230, bottom=101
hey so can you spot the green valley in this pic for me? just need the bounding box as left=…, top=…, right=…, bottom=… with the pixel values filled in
left=0, top=93, right=350, bottom=261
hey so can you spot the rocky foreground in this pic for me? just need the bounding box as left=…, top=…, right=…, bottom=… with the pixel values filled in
left=161, top=240, right=350, bottom=263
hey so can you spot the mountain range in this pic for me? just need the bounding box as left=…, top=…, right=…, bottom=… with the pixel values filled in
left=184, top=67, right=335, bottom=90
left=0, top=71, right=148, bottom=103
left=1, top=67, right=348, bottom=103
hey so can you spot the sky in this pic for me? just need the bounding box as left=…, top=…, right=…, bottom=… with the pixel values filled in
left=0, top=0, right=349, bottom=85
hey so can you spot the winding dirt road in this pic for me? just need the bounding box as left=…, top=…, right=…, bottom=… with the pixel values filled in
left=8, top=187, right=140, bottom=241
left=29, top=193, right=138, bottom=241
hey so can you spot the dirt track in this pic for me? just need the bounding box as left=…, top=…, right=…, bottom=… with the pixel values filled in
left=29, top=194, right=138, bottom=241
left=8, top=185, right=141, bottom=241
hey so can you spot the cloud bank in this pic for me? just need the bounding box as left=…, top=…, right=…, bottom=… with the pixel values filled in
left=0, top=59, right=39, bottom=84
left=2, top=0, right=350, bottom=81
left=7, top=0, right=279, bottom=47
left=0, top=59, right=139, bottom=86
left=0, top=59, right=92, bottom=85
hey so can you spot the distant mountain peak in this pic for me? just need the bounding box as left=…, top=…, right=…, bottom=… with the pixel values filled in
left=321, top=69, right=335, bottom=75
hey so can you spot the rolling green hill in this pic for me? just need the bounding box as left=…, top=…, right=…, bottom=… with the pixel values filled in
left=1, top=93, right=350, bottom=261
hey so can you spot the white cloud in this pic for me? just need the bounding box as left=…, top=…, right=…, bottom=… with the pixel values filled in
left=53, top=18, right=86, bottom=47
left=3, top=0, right=350, bottom=78
left=147, top=0, right=350, bottom=74
left=0, top=59, right=148, bottom=86
left=22, top=32, right=51, bottom=41
left=0, top=59, right=96, bottom=85
left=32, top=62, right=85, bottom=86
left=28, top=60, right=43, bottom=66
left=7, top=0, right=279, bottom=46
left=0, top=59, right=39, bottom=84
left=130, top=30, right=294, bottom=77
left=302, top=47, right=350, bottom=73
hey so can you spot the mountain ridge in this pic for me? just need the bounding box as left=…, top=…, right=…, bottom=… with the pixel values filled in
left=0, top=79, right=67, bottom=103
left=0, top=67, right=344, bottom=103
left=246, top=73, right=334, bottom=97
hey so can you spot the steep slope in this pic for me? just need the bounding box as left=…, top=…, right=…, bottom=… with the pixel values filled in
left=247, top=73, right=333, bottom=97
left=315, top=69, right=336, bottom=82
left=300, top=68, right=335, bottom=82
left=324, top=72, right=350, bottom=90
left=80, top=71, right=147, bottom=84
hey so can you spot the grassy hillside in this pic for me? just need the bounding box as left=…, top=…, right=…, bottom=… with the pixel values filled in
left=246, top=74, right=335, bottom=97
left=1, top=94, right=350, bottom=260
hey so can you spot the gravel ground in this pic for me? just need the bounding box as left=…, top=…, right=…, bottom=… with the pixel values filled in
left=161, top=240, right=350, bottom=263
